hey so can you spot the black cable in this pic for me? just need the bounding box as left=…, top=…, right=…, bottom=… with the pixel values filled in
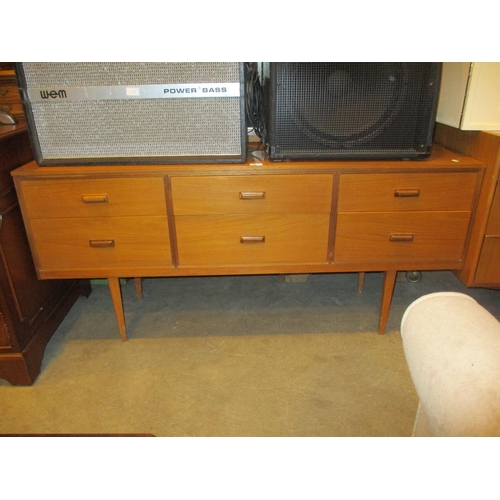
left=244, top=62, right=266, bottom=147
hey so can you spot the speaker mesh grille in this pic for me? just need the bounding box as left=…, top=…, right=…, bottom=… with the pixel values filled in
left=31, top=99, right=242, bottom=158
left=22, top=62, right=241, bottom=87
left=266, top=62, right=440, bottom=160
left=20, top=62, right=245, bottom=163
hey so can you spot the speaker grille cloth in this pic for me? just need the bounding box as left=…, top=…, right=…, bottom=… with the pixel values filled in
left=22, top=62, right=241, bottom=87
left=269, top=63, right=438, bottom=156
left=31, top=99, right=242, bottom=158
left=22, top=63, right=243, bottom=160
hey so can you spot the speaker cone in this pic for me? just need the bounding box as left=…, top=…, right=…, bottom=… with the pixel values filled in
left=286, top=63, right=408, bottom=147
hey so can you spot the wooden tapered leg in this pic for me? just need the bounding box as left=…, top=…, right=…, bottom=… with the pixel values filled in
left=134, top=278, right=143, bottom=299
left=108, top=277, right=127, bottom=342
left=378, top=270, right=397, bottom=335
left=358, top=272, right=366, bottom=293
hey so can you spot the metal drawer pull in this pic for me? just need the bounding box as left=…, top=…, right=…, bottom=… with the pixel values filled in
left=89, top=239, right=115, bottom=248
left=394, top=189, right=420, bottom=198
left=82, top=194, right=109, bottom=203
left=240, top=236, right=265, bottom=244
left=389, top=233, right=414, bottom=242
left=239, top=191, right=266, bottom=200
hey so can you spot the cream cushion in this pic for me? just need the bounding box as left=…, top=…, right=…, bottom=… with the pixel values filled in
left=400, top=292, right=500, bottom=437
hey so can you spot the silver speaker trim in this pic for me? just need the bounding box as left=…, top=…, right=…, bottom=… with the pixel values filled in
left=27, top=82, right=241, bottom=102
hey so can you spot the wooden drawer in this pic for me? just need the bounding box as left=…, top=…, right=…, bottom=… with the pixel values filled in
left=334, top=211, right=471, bottom=263
left=338, top=172, right=477, bottom=212
left=20, top=177, right=167, bottom=219
left=485, top=183, right=500, bottom=235
left=171, top=174, right=333, bottom=215
left=30, top=216, right=171, bottom=270
left=175, top=214, right=330, bottom=265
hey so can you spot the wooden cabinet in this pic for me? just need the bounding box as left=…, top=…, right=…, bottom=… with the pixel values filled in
left=0, top=66, right=24, bottom=119
left=434, top=124, right=500, bottom=289
left=0, top=122, right=90, bottom=386
left=473, top=181, right=500, bottom=284
left=12, top=146, right=484, bottom=343
left=436, top=63, right=500, bottom=131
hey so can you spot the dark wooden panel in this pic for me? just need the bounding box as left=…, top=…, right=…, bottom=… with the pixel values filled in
left=0, top=123, right=91, bottom=385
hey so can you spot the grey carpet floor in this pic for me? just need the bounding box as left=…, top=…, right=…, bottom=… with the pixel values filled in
left=1, top=271, right=499, bottom=436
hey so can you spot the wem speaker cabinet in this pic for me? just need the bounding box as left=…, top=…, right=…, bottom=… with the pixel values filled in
left=16, top=62, right=247, bottom=166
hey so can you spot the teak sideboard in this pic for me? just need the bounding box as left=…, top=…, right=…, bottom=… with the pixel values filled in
left=11, top=146, right=485, bottom=342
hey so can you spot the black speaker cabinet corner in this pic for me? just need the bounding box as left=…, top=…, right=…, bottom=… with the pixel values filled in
left=263, top=62, right=442, bottom=161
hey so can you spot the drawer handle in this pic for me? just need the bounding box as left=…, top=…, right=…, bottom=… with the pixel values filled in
left=389, top=233, right=414, bottom=242
left=240, top=236, right=266, bottom=244
left=89, top=239, right=115, bottom=248
left=82, top=194, right=109, bottom=203
left=239, top=191, right=266, bottom=200
left=394, top=189, right=420, bottom=198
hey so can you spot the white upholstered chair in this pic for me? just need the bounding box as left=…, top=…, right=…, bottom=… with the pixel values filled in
left=400, top=292, right=500, bottom=437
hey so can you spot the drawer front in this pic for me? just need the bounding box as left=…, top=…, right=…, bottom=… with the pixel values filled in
left=21, top=177, right=167, bottom=219
left=30, top=216, right=171, bottom=270
left=176, top=214, right=330, bottom=265
left=338, top=173, right=477, bottom=212
left=171, top=174, right=333, bottom=215
left=334, top=212, right=471, bottom=262
left=485, top=183, right=500, bottom=235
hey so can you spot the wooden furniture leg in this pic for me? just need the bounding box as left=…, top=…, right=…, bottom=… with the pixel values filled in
left=358, top=272, right=365, bottom=292
left=379, top=270, right=397, bottom=335
left=134, top=278, right=143, bottom=299
left=108, top=277, right=127, bottom=342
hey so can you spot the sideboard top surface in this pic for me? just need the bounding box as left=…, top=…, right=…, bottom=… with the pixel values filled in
left=11, top=145, right=484, bottom=179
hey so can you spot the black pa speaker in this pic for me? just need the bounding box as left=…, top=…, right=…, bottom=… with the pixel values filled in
left=263, top=62, right=442, bottom=161
left=16, top=62, right=247, bottom=165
